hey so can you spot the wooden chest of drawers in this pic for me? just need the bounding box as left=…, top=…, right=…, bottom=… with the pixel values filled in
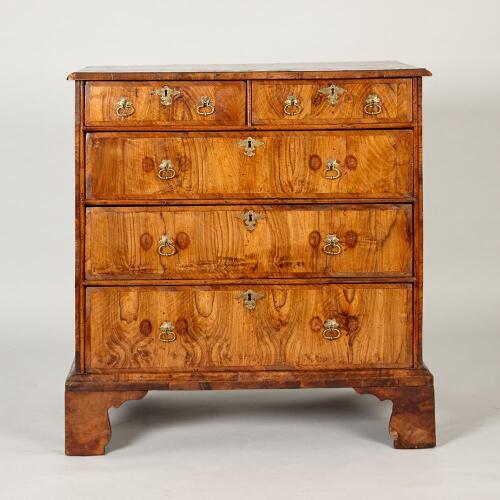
left=65, top=62, right=435, bottom=455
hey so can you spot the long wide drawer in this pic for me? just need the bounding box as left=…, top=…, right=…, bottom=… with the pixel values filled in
left=85, top=81, right=246, bottom=127
left=85, top=205, right=412, bottom=280
left=86, top=284, right=413, bottom=372
left=252, top=79, right=412, bottom=125
left=85, top=130, right=413, bottom=200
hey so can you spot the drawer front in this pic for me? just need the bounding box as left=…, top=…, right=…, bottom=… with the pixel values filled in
left=252, top=79, right=412, bottom=125
left=86, top=130, right=413, bottom=200
left=86, top=284, right=412, bottom=372
left=85, top=205, right=412, bottom=280
left=85, top=81, right=246, bottom=127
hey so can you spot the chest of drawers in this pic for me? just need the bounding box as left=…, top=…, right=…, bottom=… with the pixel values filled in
left=65, top=62, right=435, bottom=455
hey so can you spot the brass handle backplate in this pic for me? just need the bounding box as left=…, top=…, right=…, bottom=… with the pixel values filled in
left=196, top=96, right=215, bottom=116
left=323, top=319, right=342, bottom=341
left=284, top=95, right=302, bottom=116
left=238, top=137, right=264, bottom=157
left=323, top=234, right=342, bottom=255
left=318, top=83, right=346, bottom=105
left=236, top=210, right=265, bottom=231
left=159, top=321, right=176, bottom=342
left=158, top=159, right=177, bottom=180
left=325, top=159, right=341, bottom=180
left=158, top=234, right=177, bottom=256
left=236, top=289, right=264, bottom=310
left=364, top=94, right=382, bottom=115
left=116, top=97, right=135, bottom=118
left=151, top=85, right=181, bottom=107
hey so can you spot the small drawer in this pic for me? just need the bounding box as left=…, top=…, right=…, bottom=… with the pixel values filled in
left=86, top=284, right=413, bottom=372
left=85, top=204, right=412, bottom=280
left=252, top=79, right=412, bottom=125
left=85, top=81, right=246, bottom=127
left=85, top=130, right=413, bottom=201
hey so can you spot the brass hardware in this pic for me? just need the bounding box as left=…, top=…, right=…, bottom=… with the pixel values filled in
left=159, top=321, right=176, bottom=342
left=150, top=85, right=181, bottom=107
left=158, top=159, right=177, bottom=180
left=158, top=234, right=177, bottom=256
left=364, top=94, right=382, bottom=115
left=196, top=96, right=215, bottom=116
left=318, top=83, right=346, bottom=105
left=115, top=97, right=135, bottom=118
left=325, top=159, right=341, bottom=180
left=323, top=319, right=342, bottom=341
left=237, top=137, right=264, bottom=157
left=284, top=95, right=302, bottom=115
left=236, top=210, right=265, bottom=231
left=236, top=289, right=264, bottom=310
left=323, top=234, right=342, bottom=255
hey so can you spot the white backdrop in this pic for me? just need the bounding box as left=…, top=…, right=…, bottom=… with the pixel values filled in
left=0, top=1, right=499, bottom=498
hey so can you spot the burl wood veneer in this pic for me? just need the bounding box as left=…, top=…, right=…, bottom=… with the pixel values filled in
left=66, top=62, right=435, bottom=455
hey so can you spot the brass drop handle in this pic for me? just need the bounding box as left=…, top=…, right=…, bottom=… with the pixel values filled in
left=364, top=94, right=382, bottom=115
left=158, top=159, right=177, bottom=180
left=159, top=321, right=176, bottom=343
left=158, top=234, right=177, bottom=256
left=323, top=319, right=342, bottom=341
left=236, top=289, right=264, bottom=310
left=150, top=85, right=181, bottom=107
left=284, top=95, right=302, bottom=116
left=196, top=96, right=215, bottom=116
left=115, top=97, right=135, bottom=118
left=318, top=83, right=346, bottom=105
left=323, top=234, right=342, bottom=255
left=325, top=159, right=341, bottom=180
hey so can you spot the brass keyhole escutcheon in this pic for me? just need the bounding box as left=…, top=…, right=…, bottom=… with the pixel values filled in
left=238, top=137, right=264, bottom=157
left=236, top=210, right=265, bottom=231
left=236, top=289, right=264, bottom=310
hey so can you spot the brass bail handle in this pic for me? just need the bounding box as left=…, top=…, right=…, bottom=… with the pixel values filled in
left=115, top=97, right=135, bottom=118
left=284, top=95, right=302, bottom=116
left=196, top=96, right=215, bottom=116
left=158, top=234, right=177, bottom=256
left=325, top=159, right=341, bottom=180
left=364, top=94, right=382, bottom=115
left=323, top=234, right=342, bottom=255
left=323, top=319, right=342, bottom=340
left=159, top=321, right=177, bottom=343
left=158, top=159, right=177, bottom=180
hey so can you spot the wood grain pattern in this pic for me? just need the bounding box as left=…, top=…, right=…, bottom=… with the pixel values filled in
left=85, top=81, right=246, bottom=127
left=65, top=389, right=147, bottom=455
left=86, top=284, right=412, bottom=372
left=252, top=79, right=412, bottom=125
left=85, top=205, right=412, bottom=279
left=86, top=130, right=413, bottom=200
left=355, top=384, right=436, bottom=448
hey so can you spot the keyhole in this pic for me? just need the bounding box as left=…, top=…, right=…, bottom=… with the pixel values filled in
left=248, top=139, right=252, bottom=148
left=248, top=213, right=253, bottom=222
left=247, top=292, right=252, bottom=301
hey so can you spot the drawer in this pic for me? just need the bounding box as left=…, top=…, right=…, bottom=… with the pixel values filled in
left=86, top=284, right=412, bottom=372
left=86, top=130, right=413, bottom=200
left=85, top=205, right=412, bottom=280
left=85, top=81, right=246, bottom=127
left=252, top=79, right=412, bottom=125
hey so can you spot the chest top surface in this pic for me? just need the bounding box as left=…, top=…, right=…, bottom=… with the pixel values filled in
left=68, top=61, right=431, bottom=80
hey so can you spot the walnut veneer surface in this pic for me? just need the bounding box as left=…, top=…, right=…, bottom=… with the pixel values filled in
left=66, top=62, right=435, bottom=455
